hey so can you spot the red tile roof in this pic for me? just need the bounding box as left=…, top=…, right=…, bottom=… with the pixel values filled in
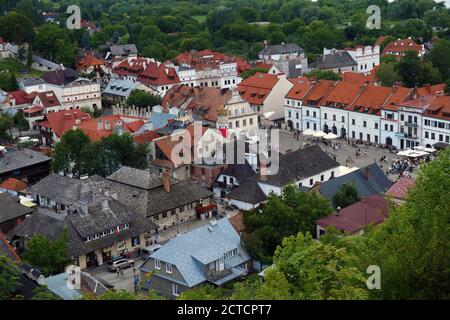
left=77, top=53, right=105, bottom=72
left=350, top=85, right=393, bottom=115
left=77, top=115, right=144, bottom=142
left=235, top=58, right=251, bottom=75
left=286, top=76, right=312, bottom=100
left=382, top=86, right=412, bottom=111
left=8, top=90, right=35, bottom=105
left=303, top=80, right=336, bottom=106
left=382, top=38, right=424, bottom=57
left=237, top=72, right=279, bottom=105
left=138, top=62, right=180, bottom=86
left=385, top=178, right=415, bottom=200
left=34, top=91, right=60, bottom=108
left=175, top=50, right=237, bottom=71
left=324, top=81, right=363, bottom=108
left=38, top=109, right=91, bottom=138
left=316, top=195, right=389, bottom=234
left=417, top=83, right=445, bottom=96
left=133, top=130, right=160, bottom=144
left=162, top=85, right=232, bottom=122
left=24, top=105, right=44, bottom=114
left=423, top=95, right=450, bottom=120
left=0, top=178, right=28, bottom=191
left=341, top=71, right=377, bottom=85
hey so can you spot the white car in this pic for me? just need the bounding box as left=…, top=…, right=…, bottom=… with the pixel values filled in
left=107, top=258, right=135, bottom=272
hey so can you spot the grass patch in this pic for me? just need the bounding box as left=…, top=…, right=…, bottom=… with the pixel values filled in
left=0, top=58, right=43, bottom=78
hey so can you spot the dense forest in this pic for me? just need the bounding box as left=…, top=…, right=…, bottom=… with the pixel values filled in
left=1, top=0, right=449, bottom=63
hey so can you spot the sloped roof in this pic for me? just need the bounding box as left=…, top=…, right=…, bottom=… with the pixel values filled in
left=382, top=38, right=423, bottom=56
left=8, top=90, right=35, bottom=105
left=145, top=218, right=250, bottom=287
left=34, top=91, right=61, bottom=108
left=133, top=130, right=160, bottom=144
left=219, top=161, right=255, bottom=184
left=286, top=76, right=312, bottom=100
left=316, top=195, right=388, bottom=234
left=0, top=178, right=28, bottom=191
left=30, top=174, right=82, bottom=206
left=0, top=148, right=52, bottom=175
left=37, top=109, right=91, bottom=137
left=43, top=69, right=78, bottom=86
left=316, top=163, right=392, bottom=201
left=0, top=193, right=34, bottom=224
left=107, top=166, right=164, bottom=190
left=237, top=72, right=279, bottom=105
left=385, top=178, right=416, bottom=200
left=259, top=43, right=303, bottom=55
left=257, top=145, right=340, bottom=187
left=109, top=44, right=138, bottom=56
left=310, top=51, right=357, bottom=70
left=226, top=180, right=266, bottom=205
left=103, top=79, right=139, bottom=97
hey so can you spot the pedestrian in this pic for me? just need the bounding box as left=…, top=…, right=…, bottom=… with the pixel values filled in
left=120, top=268, right=124, bottom=277
left=116, top=267, right=120, bottom=277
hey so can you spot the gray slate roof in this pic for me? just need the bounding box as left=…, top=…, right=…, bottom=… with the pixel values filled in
left=219, top=161, right=255, bottom=184
left=30, top=174, right=82, bottom=206
left=257, top=145, right=340, bottom=187
left=0, top=192, right=34, bottom=224
left=109, top=44, right=138, bottom=56
left=226, top=180, right=267, bottom=205
left=106, top=167, right=213, bottom=217
left=259, top=43, right=303, bottom=56
left=317, top=163, right=392, bottom=201
left=103, top=79, right=139, bottom=97
left=310, top=51, right=357, bottom=70
left=32, top=55, right=60, bottom=70
left=0, top=149, right=52, bottom=175
left=142, top=218, right=250, bottom=287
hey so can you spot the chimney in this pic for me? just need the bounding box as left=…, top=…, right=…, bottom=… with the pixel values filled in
left=335, top=206, right=341, bottom=216
left=162, top=169, right=171, bottom=193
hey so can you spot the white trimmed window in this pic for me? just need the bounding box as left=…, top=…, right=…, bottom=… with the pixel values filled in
left=172, top=283, right=180, bottom=296
left=166, top=263, right=173, bottom=274
left=155, top=259, right=161, bottom=270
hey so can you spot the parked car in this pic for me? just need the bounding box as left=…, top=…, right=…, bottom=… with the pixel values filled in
left=107, top=258, right=135, bottom=272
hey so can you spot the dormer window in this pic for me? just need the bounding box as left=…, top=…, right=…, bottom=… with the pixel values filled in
left=166, top=263, right=173, bottom=274
left=155, top=259, right=161, bottom=270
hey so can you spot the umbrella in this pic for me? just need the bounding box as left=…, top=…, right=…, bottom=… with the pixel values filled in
left=324, top=133, right=338, bottom=140
left=302, top=129, right=316, bottom=136
left=313, top=131, right=326, bottom=138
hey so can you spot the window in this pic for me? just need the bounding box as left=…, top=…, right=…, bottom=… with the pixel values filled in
left=249, top=118, right=253, bottom=125
left=341, top=116, right=345, bottom=123
left=155, top=259, right=161, bottom=270
left=384, top=124, right=388, bottom=131
left=324, top=113, right=327, bottom=120
left=162, top=212, right=167, bottom=218
left=352, top=119, right=355, bottom=125
left=309, top=178, right=313, bottom=186
left=180, top=206, right=185, bottom=212
left=172, top=284, right=180, bottom=296
left=320, top=174, right=324, bottom=182
left=166, top=263, right=173, bottom=274
left=375, top=123, right=378, bottom=129
left=333, top=115, right=336, bottom=121
left=390, top=125, right=394, bottom=132
left=431, top=133, right=435, bottom=140
left=306, top=110, right=309, bottom=117
left=363, top=121, right=367, bottom=128
left=425, top=131, right=429, bottom=138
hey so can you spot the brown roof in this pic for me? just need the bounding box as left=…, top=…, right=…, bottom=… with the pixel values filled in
left=385, top=178, right=415, bottom=200
left=237, top=72, right=279, bottom=106
left=228, top=212, right=245, bottom=233
left=38, top=109, right=91, bottom=138
left=382, top=38, right=423, bottom=57
left=316, top=195, right=388, bottom=234
left=0, top=178, right=28, bottom=191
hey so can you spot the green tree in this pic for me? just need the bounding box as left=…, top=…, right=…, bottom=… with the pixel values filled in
left=34, top=23, right=77, bottom=66
left=24, top=229, right=70, bottom=276
left=361, top=149, right=450, bottom=299
left=396, top=50, right=421, bottom=88
left=332, top=182, right=361, bottom=209
left=31, top=286, right=60, bottom=300
left=126, top=90, right=162, bottom=110
left=243, top=184, right=333, bottom=263
left=52, top=129, right=91, bottom=177
left=274, top=232, right=368, bottom=299
left=306, top=70, right=341, bottom=81
left=0, top=255, right=21, bottom=300
left=13, top=110, right=30, bottom=135
left=0, top=113, right=14, bottom=140
left=0, top=11, right=34, bottom=44
left=427, top=39, right=450, bottom=81
left=376, top=63, right=402, bottom=87
left=81, top=289, right=164, bottom=300
left=240, top=68, right=269, bottom=79
left=178, top=284, right=229, bottom=300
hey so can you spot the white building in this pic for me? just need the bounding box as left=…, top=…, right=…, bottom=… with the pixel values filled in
left=325, top=45, right=380, bottom=73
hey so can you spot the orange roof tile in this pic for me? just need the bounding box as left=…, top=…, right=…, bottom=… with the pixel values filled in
left=0, top=178, right=28, bottom=191
left=237, top=73, right=279, bottom=105
left=38, top=109, right=91, bottom=137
